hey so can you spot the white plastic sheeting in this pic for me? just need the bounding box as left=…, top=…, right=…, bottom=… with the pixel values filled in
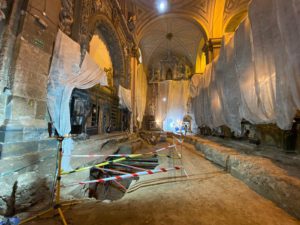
left=156, top=80, right=190, bottom=132
left=274, top=0, right=300, bottom=109
left=189, top=73, right=202, bottom=98
left=118, top=85, right=132, bottom=112
left=135, top=64, right=148, bottom=125
left=192, top=0, right=300, bottom=132
left=216, top=34, right=242, bottom=133
left=191, top=62, right=225, bottom=131
left=47, top=30, right=107, bottom=171
left=249, top=0, right=276, bottom=123
left=117, top=64, right=147, bottom=128
left=234, top=18, right=268, bottom=124
left=155, top=81, right=169, bottom=127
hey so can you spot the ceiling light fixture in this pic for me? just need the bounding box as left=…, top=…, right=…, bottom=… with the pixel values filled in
left=156, top=0, right=168, bottom=13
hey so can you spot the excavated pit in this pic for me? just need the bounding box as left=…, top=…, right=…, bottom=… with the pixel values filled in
left=87, top=137, right=160, bottom=201
left=89, top=155, right=159, bottom=201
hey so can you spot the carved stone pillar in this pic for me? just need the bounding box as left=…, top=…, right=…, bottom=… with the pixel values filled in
left=202, top=38, right=222, bottom=64
left=130, top=47, right=138, bottom=132
left=59, top=0, right=74, bottom=36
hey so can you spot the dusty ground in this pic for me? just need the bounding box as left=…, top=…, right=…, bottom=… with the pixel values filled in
left=25, top=143, right=300, bottom=225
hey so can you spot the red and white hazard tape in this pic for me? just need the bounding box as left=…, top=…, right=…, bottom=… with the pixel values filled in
left=155, top=144, right=176, bottom=152
left=78, top=166, right=182, bottom=185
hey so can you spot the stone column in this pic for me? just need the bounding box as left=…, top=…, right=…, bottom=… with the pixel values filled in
left=130, top=48, right=138, bottom=132
left=202, top=38, right=222, bottom=64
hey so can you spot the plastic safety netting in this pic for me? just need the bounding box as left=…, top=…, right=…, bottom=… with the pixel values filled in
left=47, top=30, right=107, bottom=171
left=191, top=0, right=300, bottom=133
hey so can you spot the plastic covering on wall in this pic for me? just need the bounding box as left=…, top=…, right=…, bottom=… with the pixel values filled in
left=191, top=0, right=300, bottom=132
left=135, top=64, right=148, bottom=126
left=156, top=80, right=190, bottom=132
left=47, top=30, right=107, bottom=171
left=118, top=85, right=132, bottom=112
left=189, top=73, right=202, bottom=98
left=274, top=0, right=300, bottom=110
left=155, top=81, right=169, bottom=127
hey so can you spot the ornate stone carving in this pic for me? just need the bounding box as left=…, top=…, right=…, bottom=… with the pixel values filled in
left=59, top=0, right=74, bottom=35
left=112, top=6, right=119, bottom=25
left=78, top=0, right=93, bottom=62
left=127, top=12, right=136, bottom=32
left=104, top=67, right=113, bottom=87
left=93, top=0, right=102, bottom=13
left=149, top=55, right=192, bottom=83
left=0, top=0, right=7, bottom=21
left=74, top=0, right=134, bottom=87
left=224, top=0, right=250, bottom=21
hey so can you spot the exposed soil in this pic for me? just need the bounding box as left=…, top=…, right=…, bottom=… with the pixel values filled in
left=24, top=143, right=300, bottom=225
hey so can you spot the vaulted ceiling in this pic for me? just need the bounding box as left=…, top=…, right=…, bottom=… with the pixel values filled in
left=134, top=0, right=251, bottom=68
left=139, top=16, right=205, bottom=67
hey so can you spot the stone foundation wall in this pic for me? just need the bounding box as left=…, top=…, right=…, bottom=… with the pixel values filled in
left=0, top=0, right=61, bottom=216
left=180, top=135, right=300, bottom=220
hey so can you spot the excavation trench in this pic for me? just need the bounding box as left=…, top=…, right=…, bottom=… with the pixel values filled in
left=88, top=146, right=159, bottom=201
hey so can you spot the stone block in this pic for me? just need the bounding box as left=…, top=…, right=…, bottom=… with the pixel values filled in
left=0, top=130, right=23, bottom=143
left=228, top=155, right=300, bottom=219
left=15, top=172, right=50, bottom=213
left=0, top=94, right=7, bottom=121
left=10, top=96, right=35, bottom=120
left=13, top=82, right=46, bottom=100
left=0, top=141, right=39, bottom=158
left=118, top=145, right=132, bottom=154
left=38, top=139, right=57, bottom=151
left=201, top=145, right=231, bottom=168
left=23, top=127, right=40, bottom=141
left=0, top=94, right=7, bottom=108
left=0, top=181, right=12, bottom=215
left=35, top=101, right=47, bottom=120
left=195, top=142, right=203, bottom=152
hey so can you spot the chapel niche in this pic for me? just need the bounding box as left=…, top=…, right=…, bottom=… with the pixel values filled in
left=148, top=55, right=192, bottom=83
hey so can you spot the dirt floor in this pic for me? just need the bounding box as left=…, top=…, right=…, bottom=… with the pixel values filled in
left=25, top=142, right=300, bottom=225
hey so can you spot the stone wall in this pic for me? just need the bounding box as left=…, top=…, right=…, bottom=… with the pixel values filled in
left=0, top=0, right=137, bottom=161
left=0, top=0, right=138, bottom=216
left=0, top=0, right=61, bottom=159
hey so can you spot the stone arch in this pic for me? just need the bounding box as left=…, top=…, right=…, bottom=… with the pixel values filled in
left=87, top=14, right=126, bottom=90
left=224, top=10, right=248, bottom=33
left=136, top=13, right=209, bottom=43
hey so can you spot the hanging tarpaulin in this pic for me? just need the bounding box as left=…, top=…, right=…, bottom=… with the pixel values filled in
left=189, top=73, right=202, bottom=98
left=155, top=81, right=169, bottom=128
left=191, top=0, right=300, bottom=132
left=234, top=17, right=268, bottom=124
left=156, top=80, right=190, bottom=132
left=118, top=85, right=132, bottom=111
left=47, top=30, right=107, bottom=171
left=165, top=80, right=190, bottom=132
left=135, top=64, right=148, bottom=125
